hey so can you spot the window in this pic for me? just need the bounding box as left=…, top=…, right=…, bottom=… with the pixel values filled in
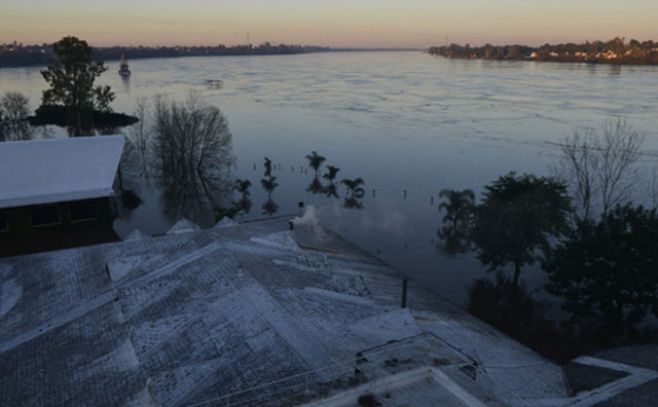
left=30, top=205, right=61, bottom=227
left=69, top=200, right=97, bottom=222
left=0, top=211, right=7, bottom=232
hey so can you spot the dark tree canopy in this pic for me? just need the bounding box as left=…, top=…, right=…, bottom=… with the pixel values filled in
left=472, top=173, right=571, bottom=284
left=544, top=204, right=658, bottom=338
left=39, top=36, right=116, bottom=135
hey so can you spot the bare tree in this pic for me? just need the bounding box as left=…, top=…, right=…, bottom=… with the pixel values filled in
left=557, top=119, right=644, bottom=218
left=650, top=166, right=658, bottom=210
left=0, top=92, right=34, bottom=141
left=151, top=91, right=234, bottom=225
left=126, top=97, right=151, bottom=176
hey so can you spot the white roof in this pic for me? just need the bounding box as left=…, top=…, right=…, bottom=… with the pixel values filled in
left=0, top=135, right=125, bottom=209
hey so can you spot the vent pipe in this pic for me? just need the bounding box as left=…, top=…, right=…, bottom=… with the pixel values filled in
left=401, top=279, right=408, bottom=308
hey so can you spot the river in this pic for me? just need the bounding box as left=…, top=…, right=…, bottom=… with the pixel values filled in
left=1, top=51, right=657, bottom=305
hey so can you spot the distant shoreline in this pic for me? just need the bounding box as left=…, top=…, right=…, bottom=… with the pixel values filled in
left=0, top=43, right=330, bottom=69
left=427, top=38, right=658, bottom=66
left=0, top=44, right=424, bottom=69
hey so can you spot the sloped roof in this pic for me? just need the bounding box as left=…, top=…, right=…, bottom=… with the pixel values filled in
left=0, top=135, right=125, bottom=209
left=0, top=218, right=568, bottom=406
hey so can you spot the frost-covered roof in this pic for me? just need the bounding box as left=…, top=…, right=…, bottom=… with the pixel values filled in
left=0, top=218, right=568, bottom=406
left=0, top=135, right=125, bottom=209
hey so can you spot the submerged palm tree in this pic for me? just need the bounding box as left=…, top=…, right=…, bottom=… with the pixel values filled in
left=342, top=178, right=365, bottom=197
left=324, top=165, right=340, bottom=182
left=341, top=177, right=365, bottom=209
left=262, top=198, right=279, bottom=216
left=306, top=151, right=326, bottom=176
left=232, top=179, right=252, bottom=214
left=323, top=165, right=341, bottom=198
left=261, top=176, right=279, bottom=194
left=264, top=157, right=273, bottom=177
left=233, top=179, right=252, bottom=195
left=438, top=189, right=476, bottom=254
left=307, top=176, right=325, bottom=194
left=260, top=173, right=279, bottom=216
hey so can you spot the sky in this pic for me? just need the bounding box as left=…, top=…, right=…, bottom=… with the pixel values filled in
left=1, top=0, right=657, bottom=48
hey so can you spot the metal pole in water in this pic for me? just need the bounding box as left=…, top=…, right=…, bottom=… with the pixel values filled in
left=401, top=279, right=408, bottom=308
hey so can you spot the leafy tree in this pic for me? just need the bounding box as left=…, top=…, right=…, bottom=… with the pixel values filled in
left=438, top=189, right=476, bottom=254
left=40, top=36, right=115, bottom=135
left=471, top=173, right=571, bottom=285
left=469, top=273, right=552, bottom=344
left=544, top=204, right=658, bottom=338
left=305, top=151, right=326, bottom=176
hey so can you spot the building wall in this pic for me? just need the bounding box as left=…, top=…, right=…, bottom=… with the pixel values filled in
left=0, top=197, right=119, bottom=257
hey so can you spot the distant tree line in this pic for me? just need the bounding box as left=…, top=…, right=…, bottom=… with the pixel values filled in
left=428, top=37, right=658, bottom=65
left=0, top=41, right=330, bottom=68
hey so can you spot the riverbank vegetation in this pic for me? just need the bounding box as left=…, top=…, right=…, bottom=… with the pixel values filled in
left=429, top=37, right=658, bottom=65
left=438, top=119, right=658, bottom=362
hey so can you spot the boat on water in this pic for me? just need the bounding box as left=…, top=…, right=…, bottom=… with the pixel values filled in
left=205, top=79, right=223, bottom=89
left=118, top=53, right=131, bottom=78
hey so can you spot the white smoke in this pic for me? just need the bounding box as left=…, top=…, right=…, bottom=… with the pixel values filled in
left=291, top=205, right=330, bottom=240
left=292, top=201, right=410, bottom=240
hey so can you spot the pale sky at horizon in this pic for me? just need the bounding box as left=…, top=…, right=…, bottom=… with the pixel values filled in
left=1, top=0, right=656, bottom=48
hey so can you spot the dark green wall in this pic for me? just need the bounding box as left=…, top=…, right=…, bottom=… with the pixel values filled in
left=0, top=198, right=114, bottom=237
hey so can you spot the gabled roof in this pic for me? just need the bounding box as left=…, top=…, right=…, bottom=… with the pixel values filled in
left=0, top=135, right=125, bottom=209
left=0, top=218, right=568, bottom=406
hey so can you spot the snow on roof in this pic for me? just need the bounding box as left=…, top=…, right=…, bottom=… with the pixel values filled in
left=0, top=135, right=125, bottom=209
left=0, top=218, right=568, bottom=406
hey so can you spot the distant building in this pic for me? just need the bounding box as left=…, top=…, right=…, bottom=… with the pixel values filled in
left=0, top=135, right=125, bottom=257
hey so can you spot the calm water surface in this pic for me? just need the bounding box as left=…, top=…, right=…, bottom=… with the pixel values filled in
left=2, top=51, right=658, bottom=305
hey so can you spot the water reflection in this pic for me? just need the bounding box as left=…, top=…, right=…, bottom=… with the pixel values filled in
left=323, top=165, right=340, bottom=198
left=121, top=76, right=131, bottom=94
left=122, top=93, right=235, bottom=227
left=232, top=179, right=253, bottom=215
left=261, top=157, right=280, bottom=216
left=437, top=189, right=475, bottom=254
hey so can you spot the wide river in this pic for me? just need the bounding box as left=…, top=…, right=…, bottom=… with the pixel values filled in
left=1, top=51, right=657, bottom=305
